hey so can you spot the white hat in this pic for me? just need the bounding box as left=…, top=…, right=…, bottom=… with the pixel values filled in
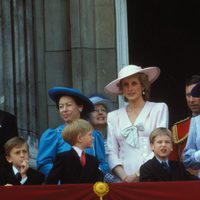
left=89, top=96, right=113, bottom=112
left=104, top=64, right=160, bottom=95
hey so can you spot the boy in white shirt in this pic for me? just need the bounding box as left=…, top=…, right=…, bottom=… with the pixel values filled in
left=46, top=119, right=104, bottom=184
left=0, top=137, right=44, bottom=185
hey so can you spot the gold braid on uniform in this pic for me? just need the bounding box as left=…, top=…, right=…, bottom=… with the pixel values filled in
left=171, top=119, right=189, bottom=144
left=171, top=117, right=190, bottom=161
left=172, top=125, right=188, bottom=144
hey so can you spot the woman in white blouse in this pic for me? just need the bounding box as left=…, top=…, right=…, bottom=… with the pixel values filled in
left=104, top=65, right=169, bottom=182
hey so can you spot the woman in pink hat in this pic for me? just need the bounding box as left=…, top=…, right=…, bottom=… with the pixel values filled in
left=104, top=64, right=169, bottom=182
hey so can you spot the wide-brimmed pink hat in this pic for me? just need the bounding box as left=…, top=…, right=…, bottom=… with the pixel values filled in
left=104, top=64, right=160, bottom=95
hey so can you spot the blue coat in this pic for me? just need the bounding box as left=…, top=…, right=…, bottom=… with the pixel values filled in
left=37, top=124, right=108, bottom=176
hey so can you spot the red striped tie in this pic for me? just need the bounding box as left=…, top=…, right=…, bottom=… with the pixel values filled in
left=80, top=151, right=86, bottom=167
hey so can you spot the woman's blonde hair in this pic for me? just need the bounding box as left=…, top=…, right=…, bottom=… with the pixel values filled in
left=62, top=119, right=93, bottom=146
left=118, top=73, right=151, bottom=102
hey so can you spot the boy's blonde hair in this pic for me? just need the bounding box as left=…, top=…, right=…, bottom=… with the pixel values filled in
left=4, top=137, right=29, bottom=156
left=149, top=127, right=173, bottom=144
left=62, top=119, right=93, bottom=146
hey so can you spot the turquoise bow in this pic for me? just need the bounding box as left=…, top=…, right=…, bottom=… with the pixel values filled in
left=121, top=125, right=139, bottom=148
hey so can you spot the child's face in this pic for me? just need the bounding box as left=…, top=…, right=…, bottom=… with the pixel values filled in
left=151, top=135, right=173, bottom=160
left=80, top=130, right=93, bottom=149
left=6, top=144, right=29, bottom=169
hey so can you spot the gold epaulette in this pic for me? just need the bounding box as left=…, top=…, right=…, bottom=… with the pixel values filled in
left=171, top=117, right=190, bottom=144
left=173, top=117, right=190, bottom=125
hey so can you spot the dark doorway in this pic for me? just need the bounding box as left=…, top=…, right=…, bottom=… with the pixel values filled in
left=127, top=0, right=200, bottom=127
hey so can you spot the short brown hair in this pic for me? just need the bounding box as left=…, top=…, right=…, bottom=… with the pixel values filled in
left=62, top=119, right=93, bottom=146
left=149, top=127, right=172, bottom=144
left=4, top=137, right=29, bottom=156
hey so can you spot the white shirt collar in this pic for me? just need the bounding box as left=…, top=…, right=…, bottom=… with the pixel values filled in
left=72, top=146, right=83, bottom=157
left=12, top=164, right=28, bottom=184
left=156, top=156, right=169, bottom=165
left=12, top=165, right=20, bottom=175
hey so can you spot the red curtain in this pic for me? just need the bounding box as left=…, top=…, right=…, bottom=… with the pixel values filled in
left=0, top=181, right=199, bottom=200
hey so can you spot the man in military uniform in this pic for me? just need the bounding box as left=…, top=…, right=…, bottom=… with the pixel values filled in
left=170, top=75, right=200, bottom=164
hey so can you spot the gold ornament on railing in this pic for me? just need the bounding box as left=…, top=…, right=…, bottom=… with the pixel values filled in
left=93, top=182, right=109, bottom=200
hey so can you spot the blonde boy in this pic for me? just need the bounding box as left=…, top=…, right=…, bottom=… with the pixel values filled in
left=46, top=119, right=104, bottom=184
left=139, top=127, right=198, bottom=181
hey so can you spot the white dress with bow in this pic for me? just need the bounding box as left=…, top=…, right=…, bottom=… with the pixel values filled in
left=107, top=101, right=169, bottom=177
